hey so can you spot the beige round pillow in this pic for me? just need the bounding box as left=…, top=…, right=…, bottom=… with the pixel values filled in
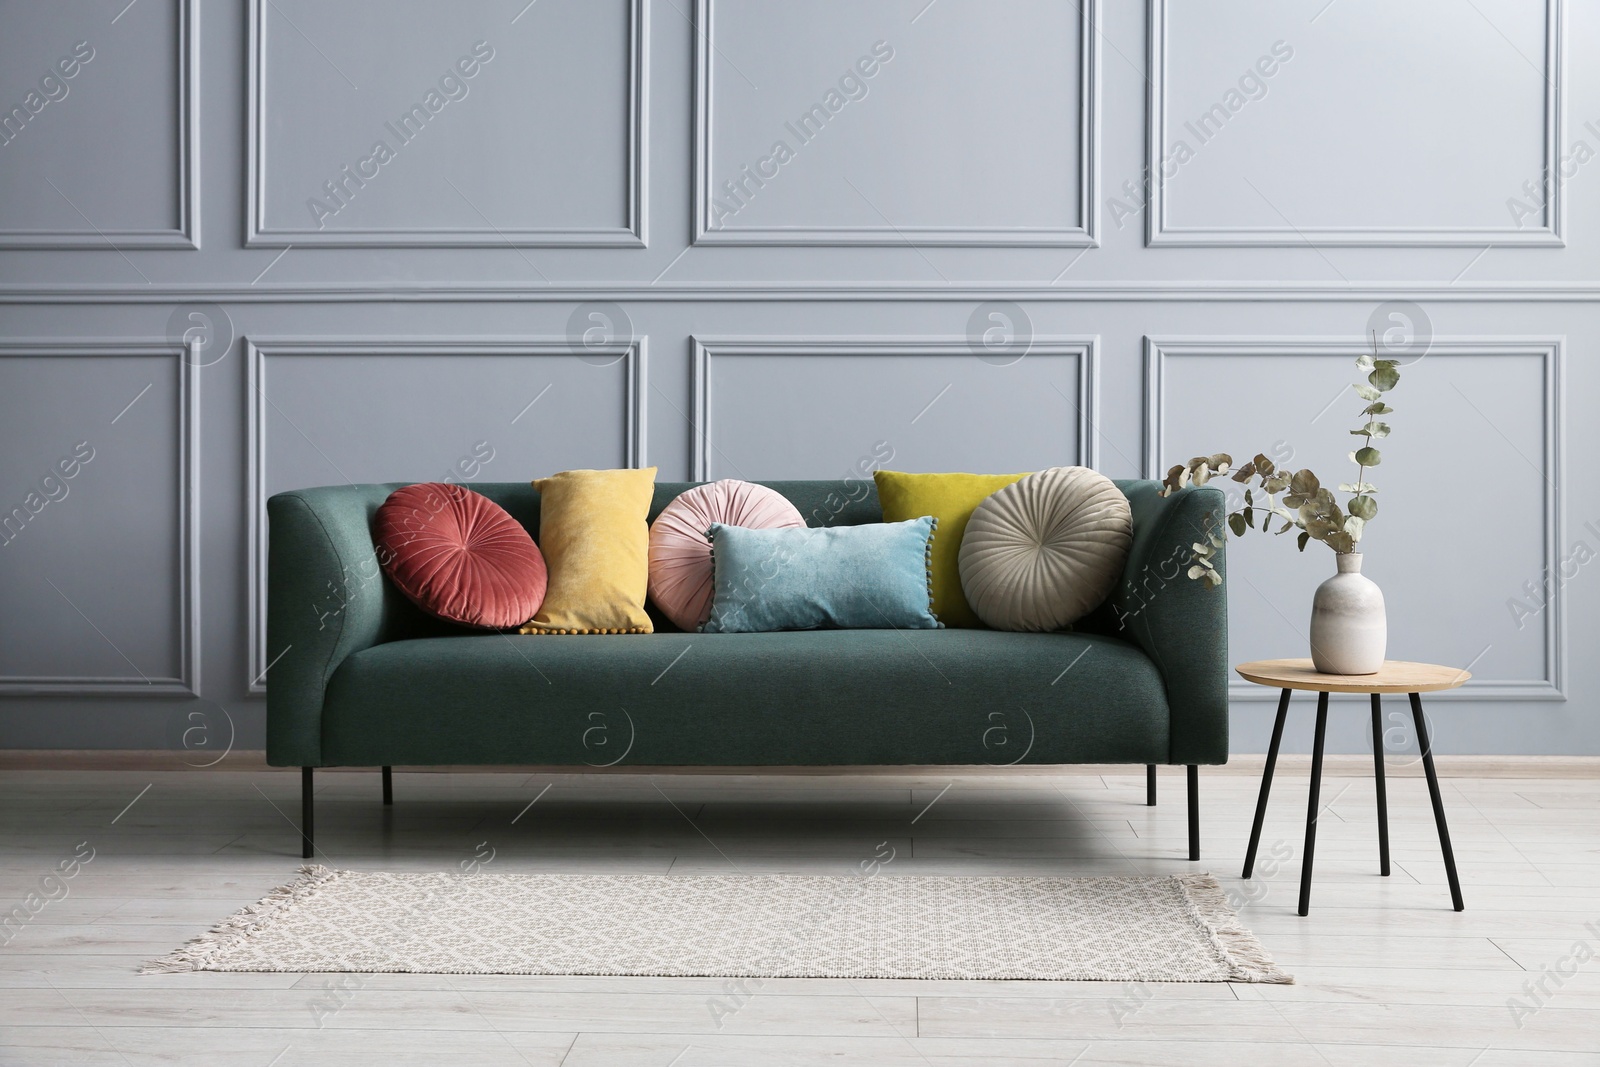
left=958, top=466, right=1133, bottom=632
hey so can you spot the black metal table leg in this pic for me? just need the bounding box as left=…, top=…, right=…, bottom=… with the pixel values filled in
left=1371, top=694, right=1390, bottom=876
left=301, top=767, right=315, bottom=860
left=1298, top=692, right=1330, bottom=916
left=1410, top=692, right=1464, bottom=911
left=1146, top=764, right=1157, bottom=806
left=1243, top=688, right=1292, bottom=878
left=382, top=766, right=393, bottom=806
left=1187, top=765, right=1199, bottom=861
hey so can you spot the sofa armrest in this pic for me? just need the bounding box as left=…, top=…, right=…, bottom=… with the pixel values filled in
left=1106, top=482, right=1229, bottom=765
left=266, top=484, right=408, bottom=767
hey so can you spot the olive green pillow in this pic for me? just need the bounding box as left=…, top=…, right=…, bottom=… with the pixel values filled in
left=873, top=470, right=1030, bottom=627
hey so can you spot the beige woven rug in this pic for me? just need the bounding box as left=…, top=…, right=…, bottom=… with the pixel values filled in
left=145, top=866, right=1290, bottom=983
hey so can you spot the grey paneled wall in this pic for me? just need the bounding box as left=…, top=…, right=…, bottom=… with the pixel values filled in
left=0, top=0, right=1595, bottom=757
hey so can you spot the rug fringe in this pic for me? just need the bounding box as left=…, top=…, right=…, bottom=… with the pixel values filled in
left=1174, top=873, right=1295, bottom=984
left=140, top=864, right=344, bottom=974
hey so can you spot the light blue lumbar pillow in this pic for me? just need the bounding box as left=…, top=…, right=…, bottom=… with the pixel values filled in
left=701, top=517, right=942, bottom=633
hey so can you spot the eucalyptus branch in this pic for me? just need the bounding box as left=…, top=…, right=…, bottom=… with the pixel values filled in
left=1159, top=337, right=1404, bottom=584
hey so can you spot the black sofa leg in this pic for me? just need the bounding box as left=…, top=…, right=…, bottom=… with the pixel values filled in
left=1187, top=765, right=1199, bottom=861
left=1146, top=765, right=1157, bottom=806
left=382, top=766, right=393, bottom=806
left=301, top=767, right=315, bottom=860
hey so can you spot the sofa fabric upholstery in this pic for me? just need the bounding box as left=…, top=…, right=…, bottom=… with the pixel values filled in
left=321, top=630, right=1167, bottom=767
left=266, top=479, right=1228, bottom=769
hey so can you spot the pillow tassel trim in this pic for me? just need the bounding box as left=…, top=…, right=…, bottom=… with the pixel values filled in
left=924, top=516, right=944, bottom=629
left=695, top=531, right=717, bottom=634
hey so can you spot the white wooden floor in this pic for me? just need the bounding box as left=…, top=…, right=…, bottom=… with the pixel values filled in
left=2, top=765, right=1597, bottom=1065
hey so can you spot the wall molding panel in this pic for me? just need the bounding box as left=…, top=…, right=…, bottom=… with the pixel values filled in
left=692, top=0, right=1099, bottom=246
left=0, top=341, right=199, bottom=695
left=1144, top=335, right=1565, bottom=702
left=1146, top=0, right=1564, bottom=247
left=0, top=0, right=200, bottom=250
left=7, top=283, right=1600, bottom=304
left=244, top=337, right=647, bottom=691
left=690, top=335, right=1099, bottom=480
left=245, top=0, right=649, bottom=248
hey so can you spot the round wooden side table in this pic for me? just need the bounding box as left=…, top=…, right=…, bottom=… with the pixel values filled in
left=1235, top=659, right=1471, bottom=915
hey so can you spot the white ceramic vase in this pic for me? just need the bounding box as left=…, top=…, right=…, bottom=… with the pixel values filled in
left=1309, top=552, right=1386, bottom=675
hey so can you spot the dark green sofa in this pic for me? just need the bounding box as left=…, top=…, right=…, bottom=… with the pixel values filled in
left=266, top=479, right=1228, bottom=858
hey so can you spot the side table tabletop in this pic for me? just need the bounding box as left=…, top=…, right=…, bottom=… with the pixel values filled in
left=1235, top=658, right=1471, bottom=915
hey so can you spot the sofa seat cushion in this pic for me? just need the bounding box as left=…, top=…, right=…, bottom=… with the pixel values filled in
left=320, top=630, right=1171, bottom=767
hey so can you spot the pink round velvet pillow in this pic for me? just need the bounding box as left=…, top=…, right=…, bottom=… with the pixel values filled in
left=648, top=480, right=804, bottom=631
left=375, top=482, right=546, bottom=629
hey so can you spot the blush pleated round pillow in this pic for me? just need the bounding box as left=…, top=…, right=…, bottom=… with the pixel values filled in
left=648, top=480, right=805, bottom=631
left=375, top=482, right=547, bottom=629
left=957, top=466, right=1132, bottom=632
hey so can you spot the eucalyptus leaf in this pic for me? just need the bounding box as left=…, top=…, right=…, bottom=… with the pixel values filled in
left=1228, top=513, right=1246, bottom=537
left=1345, top=515, right=1366, bottom=541
left=1253, top=454, right=1276, bottom=477
left=1348, top=495, right=1378, bottom=520
left=1355, top=383, right=1382, bottom=401
left=1356, top=353, right=1375, bottom=370
left=1365, top=421, right=1391, bottom=438
left=1363, top=402, right=1393, bottom=415
left=1297, top=531, right=1311, bottom=551
left=1326, top=531, right=1355, bottom=554
left=1187, top=564, right=1209, bottom=580
left=1354, top=446, right=1382, bottom=466
left=1369, top=365, right=1400, bottom=392
left=1305, top=516, right=1341, bottom=541
left=1338, top=482, right=1378, bottom=494
left=1290, top=469, right=1320, bottom=496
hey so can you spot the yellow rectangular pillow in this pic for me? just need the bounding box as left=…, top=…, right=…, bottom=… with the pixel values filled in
left=873, top=469, right=1031, bottom=628
left=520, top=467, right=657, bottom=634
